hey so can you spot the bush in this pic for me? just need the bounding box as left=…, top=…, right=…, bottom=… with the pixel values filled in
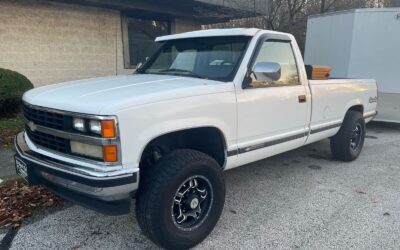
left=0, top=68, right=33, bottom=117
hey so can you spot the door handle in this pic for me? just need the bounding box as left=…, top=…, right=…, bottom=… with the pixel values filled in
left=298, top=95, right=307, bottom=103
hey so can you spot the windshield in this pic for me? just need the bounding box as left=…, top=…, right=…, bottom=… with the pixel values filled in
left=136, top=36, right=250, bottom=82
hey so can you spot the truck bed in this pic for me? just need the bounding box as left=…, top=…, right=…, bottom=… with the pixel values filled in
left=306, top=78, right=378, bottom=144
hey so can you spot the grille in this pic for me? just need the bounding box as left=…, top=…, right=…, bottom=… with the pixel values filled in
left=26, top=127, right=70, bottom=153
left=23, top=104, right=70, bottom=154
left=23, top=104, right=65, bottom=130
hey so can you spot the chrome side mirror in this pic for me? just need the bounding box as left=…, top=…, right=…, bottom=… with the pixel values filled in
left=252, top=62, right=281, bottom=81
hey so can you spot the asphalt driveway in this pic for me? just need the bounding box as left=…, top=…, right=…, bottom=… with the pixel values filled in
left=0, top=148, right=15, bottom=182
left=1, top=122, right=400, bottom=249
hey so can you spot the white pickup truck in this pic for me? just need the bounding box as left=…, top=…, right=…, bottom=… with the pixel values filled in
left=15, top=28, right=377, bottom=249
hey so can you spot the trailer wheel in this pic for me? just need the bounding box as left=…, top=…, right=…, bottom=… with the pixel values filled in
left=136, top=149, right=225, bottom=249
left=330, top=110, right=365, bottom=161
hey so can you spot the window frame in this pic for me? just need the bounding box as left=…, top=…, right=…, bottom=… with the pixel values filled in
left=242, top=35, right=301, bottom=89
left=121, top=15, right=171, bottom=69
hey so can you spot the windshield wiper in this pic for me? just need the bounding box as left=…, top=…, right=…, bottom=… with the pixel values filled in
left=159, top=68, right=207, bottom=79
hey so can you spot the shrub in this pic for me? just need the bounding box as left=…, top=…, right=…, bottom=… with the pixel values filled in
left=0, top=68, right=33, bottom=117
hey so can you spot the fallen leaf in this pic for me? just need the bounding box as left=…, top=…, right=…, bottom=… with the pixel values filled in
left=229, top=209, right=237, bottom=214
left=355, top=188, right=366, bottom=194
left=0, top=181, right=63, bottom=229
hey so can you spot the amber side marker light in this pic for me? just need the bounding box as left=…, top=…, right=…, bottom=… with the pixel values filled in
left=103, top=145, right=118, bottom=162
left=101, top=120, right=116, bottom=138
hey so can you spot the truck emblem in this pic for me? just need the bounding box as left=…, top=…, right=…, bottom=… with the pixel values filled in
left=27, top=121, right=37, bottom=132
left=369, top=96, right=378, bottom=103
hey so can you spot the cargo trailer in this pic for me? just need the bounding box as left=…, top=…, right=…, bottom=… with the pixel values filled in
left=305, top=8, right=400, bottom=123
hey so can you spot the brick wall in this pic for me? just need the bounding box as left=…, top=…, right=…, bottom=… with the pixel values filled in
left=0, top=0, right=128, bottom=87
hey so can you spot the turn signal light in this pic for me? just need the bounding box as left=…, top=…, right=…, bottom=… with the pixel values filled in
left=101, top=120, right=116, bottom=138
left=103, top=145, right=118, bottom=162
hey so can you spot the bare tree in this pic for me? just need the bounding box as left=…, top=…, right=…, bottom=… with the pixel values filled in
left=264, top=0, right=284, bottom=30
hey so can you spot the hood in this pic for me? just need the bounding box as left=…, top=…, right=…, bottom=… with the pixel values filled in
left=23, top=74, right=233, bottom=114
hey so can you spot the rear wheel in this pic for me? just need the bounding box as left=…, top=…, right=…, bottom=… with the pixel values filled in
left=136, top=149, right=225, bottom=249
left=330, top=110, right=365, bottom=161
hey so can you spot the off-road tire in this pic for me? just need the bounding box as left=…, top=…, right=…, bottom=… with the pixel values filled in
left=136, top=149, right=225, bottom=249
left=330, top=110, right=365, bottom=161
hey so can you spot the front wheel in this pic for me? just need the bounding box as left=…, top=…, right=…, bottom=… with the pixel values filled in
left=330, top=110, right=365, bottom=161
left=136, top=149, right=225, bottom=249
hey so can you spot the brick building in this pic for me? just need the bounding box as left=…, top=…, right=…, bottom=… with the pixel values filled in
left=0, top=0, right=267, bottom=86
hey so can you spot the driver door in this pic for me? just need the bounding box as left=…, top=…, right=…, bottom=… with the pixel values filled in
left=235, top=38, right=309, bottom=165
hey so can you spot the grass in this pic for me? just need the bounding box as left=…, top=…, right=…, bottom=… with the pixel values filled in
left=0, top=113, right=24, bottom=148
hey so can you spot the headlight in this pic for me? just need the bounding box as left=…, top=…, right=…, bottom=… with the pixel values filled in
left=72, top=118, right=116, bottom=138
left=89, top=120, right=102, bottom=134
left=73, top=118, right=86, bottom=132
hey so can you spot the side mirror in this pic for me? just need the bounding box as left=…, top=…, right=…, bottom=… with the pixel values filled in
left=252, top=62, right=281, bottom=82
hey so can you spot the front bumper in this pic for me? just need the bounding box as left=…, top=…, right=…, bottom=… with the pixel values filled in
left=14, top=132, right=139, bottom=215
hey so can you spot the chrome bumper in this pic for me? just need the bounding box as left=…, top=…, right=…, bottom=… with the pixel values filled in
left=14, top=132, right=139, bottom=215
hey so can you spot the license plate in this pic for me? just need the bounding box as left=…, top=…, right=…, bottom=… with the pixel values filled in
left=15, top=157, right=28, bottom=180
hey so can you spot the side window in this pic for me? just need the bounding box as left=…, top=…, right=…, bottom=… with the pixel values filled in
left=250, top=41, right=300, bottom=88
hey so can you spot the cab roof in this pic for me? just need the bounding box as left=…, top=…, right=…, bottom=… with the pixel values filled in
left=155, top=28, right=262, bottom=42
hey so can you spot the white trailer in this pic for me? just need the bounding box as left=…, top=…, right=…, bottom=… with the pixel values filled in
left=305, top=8, right=400, bottom=123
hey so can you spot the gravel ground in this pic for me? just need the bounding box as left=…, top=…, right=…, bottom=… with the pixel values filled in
left=0, top=148, right=15, bottom=181
left=2, top=122, right=400, bottom=250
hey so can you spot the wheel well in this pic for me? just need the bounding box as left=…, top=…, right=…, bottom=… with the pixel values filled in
left=140, top=127, right=227, bottom=169
left=348, top=105, right=364, bottom=115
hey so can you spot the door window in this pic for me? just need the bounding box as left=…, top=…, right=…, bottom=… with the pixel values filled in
left=250, top=41, right=300, bottom=88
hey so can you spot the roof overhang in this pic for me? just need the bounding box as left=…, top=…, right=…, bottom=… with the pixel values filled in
left=47, top=0, right=269, bottom=23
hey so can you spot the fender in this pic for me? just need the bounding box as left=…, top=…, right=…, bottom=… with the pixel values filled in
left=136, top=121, right=229, bottom=165
left=115, top=91, right=237, bottom=167
left=344, top=99, right=363, bottom=118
